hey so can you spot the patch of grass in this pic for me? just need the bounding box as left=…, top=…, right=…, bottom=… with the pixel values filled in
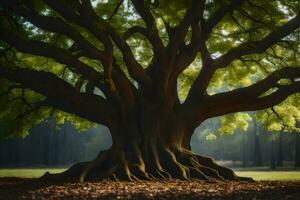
left=0, top=168, right=66, bottom=178
left=0, top=168, right=300, bottom=180
left=235, top=171, right=300, bottom=181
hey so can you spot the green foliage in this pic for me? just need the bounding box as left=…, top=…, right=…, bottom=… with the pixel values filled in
left=205, top=133, right=217, bottom=140
left=218, top=113, right=252, bottom=135
left=178, top=54, right=201, bottom=101
left=52, top=110, right=96, bottom=132
left=256, top=95, right=300, bottom=132
left=0, top=0, right=299, bottom=137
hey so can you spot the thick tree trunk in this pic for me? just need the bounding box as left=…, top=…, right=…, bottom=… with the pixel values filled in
left=41, top=115, right=251, bottom=182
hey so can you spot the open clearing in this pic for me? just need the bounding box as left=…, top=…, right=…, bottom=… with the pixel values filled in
left=1, top=168, right=300, bottom=181
left=235, top=171, right=300, bottom=181
left=0, top=168, right=66, bottom=178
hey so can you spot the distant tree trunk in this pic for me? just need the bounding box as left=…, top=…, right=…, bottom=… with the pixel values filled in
left=277, top=132, right=284, bottom=167
left=11, top=139, right=21, bottom=167
left=52, top=132, right=60, bottom=165
left=253, top=121, right=263, bottom=166
left=242, top=132, right=248, bottom=167
left=42, top=123, right=52, bottom=166
left=295, top=134, right=300, bottom=167
left=270, top=138, right=276, bottom=170
left=0, top=142, right=3, bottom=166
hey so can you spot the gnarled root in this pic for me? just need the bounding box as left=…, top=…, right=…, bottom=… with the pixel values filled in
left=40, top=146, right=253, bottom=183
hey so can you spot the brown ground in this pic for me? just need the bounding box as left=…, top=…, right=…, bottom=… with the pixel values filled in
left=0, top=178, right=300, bottom=200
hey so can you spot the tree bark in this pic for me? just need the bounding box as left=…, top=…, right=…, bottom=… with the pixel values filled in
left=41, top=109, right=251, bottom=182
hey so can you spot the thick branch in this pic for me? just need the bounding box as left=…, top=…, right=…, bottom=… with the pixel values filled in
left=110, top=32, right=152, bottom=86
left=0, top=32, right=104, bottom=87
left=15, top=8, right=106, bottom=62
left=210, top=67, right=300, bottom=101
left=42, top=0, right=117, bottom=90
left=174, top=22, right=210, bottom=76
left=213, top=13, right=300, bottom=69
left=108, top=0, right=124, bottom=21
left=44, top=0, right=151, bottom=86
left=187, top=67, right=300, bottom=124
left=167, top=0, right=205, bottom=59
left=123, top=26, right=148, bottom=40
left=186, top=13, right=300, bottom=103
left=174, top=0, right=242, bottom=71
left=0, top=65, right=114, bottom=125
left=204, top=0, right=245, bottom=36
left=131, top=0, right=165, bottom=54
left=184, top=79, right=300, bottom=137
left=204, top=81, right=300, bottom=119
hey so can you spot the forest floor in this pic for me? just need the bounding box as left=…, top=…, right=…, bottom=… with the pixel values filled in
left=0, top=178, right=300, bottom=200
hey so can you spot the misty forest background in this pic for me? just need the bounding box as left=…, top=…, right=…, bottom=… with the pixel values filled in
left=1, top=115, right=300, bottom=169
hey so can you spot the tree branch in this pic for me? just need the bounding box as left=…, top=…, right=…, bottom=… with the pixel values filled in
left=213, top=13, right=300, bottom=69
left=130, top=0, right=165, bottom=54
left=167, top=0, right=205, bottom=59
left=185, top=13, right=300, bottom=103
left=202, top=67, right=300, bottom=118
left=123, top=26, right=148, bottom=40
left=15, top=7, right=107, bottom=62
left=44, top=0, right=151, bottom=86
left=210, top=67, right=300, bottom=100
left=174, top=22, right=210, bottom=76
left=0, top=31, right=104, bottom=87
left=42, top=0, right=117, bottom=89
left=0, top=65, right=115, bottom=125
left=108, top=0, right=124, bottom=21
left=204, top=0, right=245, bottom=36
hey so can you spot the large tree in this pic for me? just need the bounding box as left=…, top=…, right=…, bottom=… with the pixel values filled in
left=0, top=0, right=299, bottom=182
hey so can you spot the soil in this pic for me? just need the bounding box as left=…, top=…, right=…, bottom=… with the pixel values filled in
left=0, top=178, right=300, bottom=200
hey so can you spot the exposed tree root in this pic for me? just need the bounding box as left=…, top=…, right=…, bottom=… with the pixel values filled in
left=40, top=145, right=253, bottom=183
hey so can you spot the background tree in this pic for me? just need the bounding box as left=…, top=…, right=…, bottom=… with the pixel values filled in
left=0, top=0, right=299, bottom=182
left=253, top=120, right=263, bottom=166
left=296, top=133, right=300, bottom=167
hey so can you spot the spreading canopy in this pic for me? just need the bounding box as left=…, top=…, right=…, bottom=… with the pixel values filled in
left=0, top=0, right=299, bottom=137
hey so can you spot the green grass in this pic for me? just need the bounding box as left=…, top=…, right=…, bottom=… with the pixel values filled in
left=235, top=171, right=300, bottom=181
left=0, top=168, right=300, bottom=181
left=0, top=168, right=66, bottom=178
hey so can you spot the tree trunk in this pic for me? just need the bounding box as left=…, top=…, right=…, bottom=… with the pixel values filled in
left=41, top=111, right=252, bottom=182
left=277, top=132, right=284, bottom=167
left=253, top=121, right=263, bottom=166
left=242, top=132, right=248, bottom=167
left=270, top=139, right=276, bottom=170
left=295, top=134, right=300, bottom=167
